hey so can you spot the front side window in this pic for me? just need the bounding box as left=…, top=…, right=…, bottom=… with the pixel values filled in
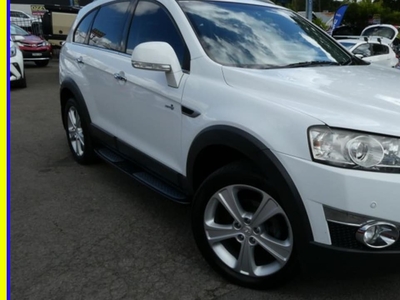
left=89, top=1, right=130, bottom=51
left=339, top=42, right=356, bottom=50
left=180, top=1, right=352, bottom=68
left=353, top=44, right=371, bottom=57
left=126, top=1, right=188, bottom=68
left=74, top=10, right=97, bottom=44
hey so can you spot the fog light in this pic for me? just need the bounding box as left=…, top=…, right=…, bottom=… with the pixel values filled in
left=356, top=222, right=399, bottom=249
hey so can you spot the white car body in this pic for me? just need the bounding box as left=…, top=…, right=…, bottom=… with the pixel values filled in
left=339, top=39, right=399, bottom=67
left=10, top=38, right=25, bottom=83
left=60, top=0, right=400, bottom=287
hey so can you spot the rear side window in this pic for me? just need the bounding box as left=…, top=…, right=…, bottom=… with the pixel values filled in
left=126, top=1, right=189, bottom=69
left=88, top=1, right=130, bottom=51
left=372, top=44, right=389, bottom=56
left=74, top=10, right=97, bottom=44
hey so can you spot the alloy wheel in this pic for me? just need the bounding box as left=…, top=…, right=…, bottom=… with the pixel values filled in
left=67, top=106, right=85, bottom=157
left=204, top=184, right=293, bottom=277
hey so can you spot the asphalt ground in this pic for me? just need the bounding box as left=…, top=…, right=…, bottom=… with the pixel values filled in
left=11, top=60, right=400, bottom=300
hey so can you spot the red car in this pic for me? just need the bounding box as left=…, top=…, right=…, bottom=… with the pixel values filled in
left=11, top=23, right=52, bottom=67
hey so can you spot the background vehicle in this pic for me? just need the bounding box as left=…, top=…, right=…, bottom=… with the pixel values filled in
left=42, top=5, right=80, bottom=48
left=10, top=37, right=26, bottom=88
left=11, top=23, right=52, bottom=67
left=332, top=25, right=362, bottom=40
left=362, top=24, right=400, bottom=56
left=339, top=39, right=399, bottom=68
left=10, top=9, right=42, bottom=35
left=10, top=9, right=41, bottom=27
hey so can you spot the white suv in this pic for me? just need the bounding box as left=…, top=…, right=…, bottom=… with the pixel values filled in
left=60, top=0, right=400, bottom=288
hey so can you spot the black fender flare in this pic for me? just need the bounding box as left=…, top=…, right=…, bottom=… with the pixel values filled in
left=60, top=77, right=91, bottom=129
left=186, top=125, right=313, bottom=243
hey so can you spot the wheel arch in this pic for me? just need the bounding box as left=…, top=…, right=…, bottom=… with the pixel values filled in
left=60, top=77, right=91, bottom=130
left=187, top=125, right=313, bottom=242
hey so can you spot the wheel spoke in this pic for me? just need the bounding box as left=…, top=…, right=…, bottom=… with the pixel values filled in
left=75, top=110, right=81, bottom=127
left=76, top=136, right=83, bottom=155
left=68, top=109, right=76, bottom=127
left=76, top=131, right=85, bottom=147
left=71, top=139, right=78, bottom=153
left=255, top=234, right=292, bottom=264
left=235, top=241, right=256, bottom=276
left=205, top=222, right=238, bottom=244
left=216, top=186, right=244, bottom=223
left=68, top=126, right=75, bottom=135
left=251, top=197, right=284, bottom=228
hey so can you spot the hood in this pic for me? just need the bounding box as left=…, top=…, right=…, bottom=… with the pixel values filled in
left=222, top=65, right=400, bottom=137
left=361, top=24, right=399, bottom=44
left=19, top=34, right=44, bottom=44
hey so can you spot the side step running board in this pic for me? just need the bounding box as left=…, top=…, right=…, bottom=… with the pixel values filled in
left=95, top=147, right=189, bottom=204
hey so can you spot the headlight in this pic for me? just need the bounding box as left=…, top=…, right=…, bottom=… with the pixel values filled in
left=309, top=126, right=400, bottom=172
left=10, top=44, right=17, bottom=57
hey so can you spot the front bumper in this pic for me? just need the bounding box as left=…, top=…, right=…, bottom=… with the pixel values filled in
left=21, top=49, right=52, bottom=61
left=10, top=63, right=22, bottom=82
left=10, top=51, right=24, bottom=82
left=302, top=242, right=400, bottom=274
left=274, top=151, right=400, bottom=251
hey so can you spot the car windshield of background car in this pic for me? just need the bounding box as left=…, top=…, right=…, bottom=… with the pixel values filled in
left=11, top=24, right=29, bottom=36
left=339, top=42, right=356, bottom=50
left=179, top=1, right=351, bottom=68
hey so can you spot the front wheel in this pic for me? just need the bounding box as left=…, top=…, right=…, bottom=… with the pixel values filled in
left=192, top=162, right=297, bottom=289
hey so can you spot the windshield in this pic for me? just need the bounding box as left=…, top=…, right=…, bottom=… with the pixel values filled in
left=179, top=1, right=351, bottom=68
left=10, top=24, right=29, bottom=36
left=339, top=42, right=356, bottom=49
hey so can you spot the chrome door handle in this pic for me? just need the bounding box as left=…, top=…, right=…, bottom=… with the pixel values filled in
left=76, top=57, right=84, bottom=64
left=113, top=73, right=127, bottom=82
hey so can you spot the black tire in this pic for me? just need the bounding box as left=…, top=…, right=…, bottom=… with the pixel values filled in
left=15, top=72, right=27, bottom=88
left=192, top=161, right=299, bottom=289
left=63, top=98, right=97, bottom=164
left=35, top=60, right=49, bottom=67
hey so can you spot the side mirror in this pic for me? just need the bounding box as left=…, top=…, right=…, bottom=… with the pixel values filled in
left=13, top=35, right=25, bottom=42
left=131, top=42, right=183, bottom=88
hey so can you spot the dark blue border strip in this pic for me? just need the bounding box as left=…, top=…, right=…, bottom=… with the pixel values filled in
left=7, top=0, right=11, bottom=299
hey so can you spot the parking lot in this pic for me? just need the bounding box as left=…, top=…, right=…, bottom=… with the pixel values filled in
left=11, top=60, right=400, bottom=300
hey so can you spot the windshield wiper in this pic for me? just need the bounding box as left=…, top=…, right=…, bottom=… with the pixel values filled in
left=228, top=63, right=277, bottom=69
left=226, top=61, right=345, bottom=70
left=282, top=61, right=341, bottom=68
